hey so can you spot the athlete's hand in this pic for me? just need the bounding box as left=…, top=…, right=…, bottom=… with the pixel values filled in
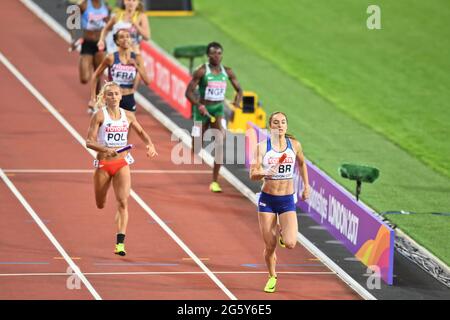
left=264, top=164, right=279, bottom=177
left=131, top=21, right=140, bottom=32
left=302, top=185, right=310, bottom=201
left=105, top=148, right=118, bottom=158
left=97, top=40, right=105, bottom=52
left=88, top=98, right=97, bottom=113
left=197, top=105, right=207, bottom=116
left=146, top=144, right=158, bottom=158
left=69, top=39, right=78, bottom=52
left=128, top=58, right=137, bottom=67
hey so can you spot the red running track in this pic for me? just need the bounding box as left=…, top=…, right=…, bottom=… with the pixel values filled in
left=0, top=0, right=360, bottom=300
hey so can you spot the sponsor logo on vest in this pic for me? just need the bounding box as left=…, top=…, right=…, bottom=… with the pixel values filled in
left=105, top=126, right=128, bottom=132
left=268, top=156, right=294, bottom=164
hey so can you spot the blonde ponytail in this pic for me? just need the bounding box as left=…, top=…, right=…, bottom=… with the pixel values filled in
left=95, top=81, right=120, bottom=110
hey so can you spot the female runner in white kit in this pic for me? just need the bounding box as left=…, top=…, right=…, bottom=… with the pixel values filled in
left=86, top=81, right=157, bottom=256
left=250, top=111, right=310, bottom=293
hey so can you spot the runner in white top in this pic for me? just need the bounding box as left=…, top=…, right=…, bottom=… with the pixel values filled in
left=86, top=82, right=157, bottom=256
left=250, top=111, right=310, bottom=293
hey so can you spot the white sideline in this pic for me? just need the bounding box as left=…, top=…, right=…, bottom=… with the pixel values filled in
left=4, top=169, right=210, bottom=174
left=0, top=169, right=102, bottom=300
left=0, top=271, right=336, bottom=277
left=0, top=51, right=236, bottom=300
left=20, top=0, right=377, bottom=300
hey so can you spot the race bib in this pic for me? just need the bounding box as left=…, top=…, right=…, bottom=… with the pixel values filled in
left=110, top=64, right=137, bottom=87
left=87, top=13, right=107, bottom=30
left=204, top=81, right=226, bottom=101
left=125, top=153, right=135, bottom=165
left=104, top=125, right=128, bottom=147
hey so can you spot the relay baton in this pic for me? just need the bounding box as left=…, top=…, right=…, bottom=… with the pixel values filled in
left=267, top=153, right=287, bottom=176
left=116, top=144, right=133, bottom=153
left=205, top=111, right=216, bottom=123
left=278, top=153, right=287, bottom=164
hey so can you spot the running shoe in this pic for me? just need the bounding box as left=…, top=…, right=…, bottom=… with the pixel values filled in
left=209, top=181, right=222, bottom=193
left=278, top=233, right=286, bottom=248
left=114, top=243, right=126, bottom=256
left=264, top=276, right=277, bottom=293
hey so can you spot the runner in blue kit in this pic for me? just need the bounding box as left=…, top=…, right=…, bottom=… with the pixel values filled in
left=250, top=111, right=310, bottom=293
left=69, top=0, right=111, bottom=109
left=89, top=28, right=150, bottom=113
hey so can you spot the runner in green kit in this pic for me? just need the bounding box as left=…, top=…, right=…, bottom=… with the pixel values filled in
left=185, top=42, right=243, bottom=192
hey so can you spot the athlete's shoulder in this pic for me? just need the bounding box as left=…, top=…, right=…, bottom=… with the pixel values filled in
left=124, top=109, right=136, bottom=122
left=78, top=0, right=87, bottom=11
left=289, top=138, right=302, bottom=154
left=192, top=64, right=206, bottom=78
left=92, top=107, right=105, bottom=122
left=256, top=140, right=268, bottom=153
left=105, top=53, right=115, bottom=64
left=223, top=65, right=233, bottom=73
left=223, top=66, right=237, bottom=78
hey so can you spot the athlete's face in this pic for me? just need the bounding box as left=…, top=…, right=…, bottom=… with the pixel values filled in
left=116, top=30, right=131, bottom=49
left=270, top=113, right=288, bottom=136
left=208, top=47, right=223, bottom=66
left=104, top=85, right=122, bottom=108
left=124, top=0, right=139, bottom=11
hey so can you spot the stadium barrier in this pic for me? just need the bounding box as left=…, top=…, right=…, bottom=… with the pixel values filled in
left=246, top=122, right=394, bottom=285
left=140, top=41, right=192, bottom=119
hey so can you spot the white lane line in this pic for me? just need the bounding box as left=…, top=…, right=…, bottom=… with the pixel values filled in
left=0, top=51, right=237, bottom=300
left=4, top=169, right=211, bottom=174
left=0, top=169, right=101, bottom=300
left=0, top=271, right=336, bottom=277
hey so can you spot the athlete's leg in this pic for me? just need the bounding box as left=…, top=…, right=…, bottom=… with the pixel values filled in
left=93, top=51, right=106, bottom=94
left=93, top=168, right=112, bottom=209
left=210, top=116, right=224, bottom=183
left=112, top=165, right=131, bottom=235
left=258, top=212, right=278, bottom=277
left=79, top=54, right=94, bottom=85
left=278, top=211, right=298, bottom=249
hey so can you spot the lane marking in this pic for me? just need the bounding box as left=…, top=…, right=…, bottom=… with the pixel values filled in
left=93, top=262, right=179, bottom=266
left=0, top=169, right=101, bottom=300
left=3, top=169, right=211, bottom=174
left=53, top=257, right=81, bottom=260
left=0, top=50, right=237, bottom=301
left=0, top=271, right=336, bottom=277
left=0, top=262, right=49, bottom=265
left=242, top=263, right=325, bottom=268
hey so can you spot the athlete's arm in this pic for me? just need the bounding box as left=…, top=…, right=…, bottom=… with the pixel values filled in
left=85, top=112, right=117, bottom=157
left=97, top=15, right=116, bottom=51
left=185, top=66, right=206, bottom=111
left=250, top=142, right=270, bottom=180
left=90, top=54, right=113, bottom=103
left=294, top=140, right=310, bottom=200
left=133, top=54, right=151, bottom=85
left=133, top=13, right=150, bottom=40
left=225, top=67, right=243, bottom=107
left=78, top=0, right=87, bottom=13
left=127, top=112, right=157, bottom=158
